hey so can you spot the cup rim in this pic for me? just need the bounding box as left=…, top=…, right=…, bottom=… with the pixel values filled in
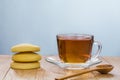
left=57, top=33, right=94, bottom=38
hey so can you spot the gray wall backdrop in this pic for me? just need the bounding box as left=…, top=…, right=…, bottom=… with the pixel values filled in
left=0, top=0, right=120, bottom=56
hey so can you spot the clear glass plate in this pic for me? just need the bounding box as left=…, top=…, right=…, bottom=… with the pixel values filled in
left=45, top=56, right=102, bottom=70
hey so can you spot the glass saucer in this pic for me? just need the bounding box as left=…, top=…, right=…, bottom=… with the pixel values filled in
left=45, top=56, right=102, bottom=70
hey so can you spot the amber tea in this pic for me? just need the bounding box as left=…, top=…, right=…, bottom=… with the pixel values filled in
left=57, top=34, right=94, bottom=63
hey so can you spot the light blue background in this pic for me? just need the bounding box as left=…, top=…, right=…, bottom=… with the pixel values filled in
left=0, top=0, right=120, bottom=56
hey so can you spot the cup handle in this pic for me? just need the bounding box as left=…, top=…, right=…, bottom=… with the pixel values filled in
left=91, top=41, right=102, bottom=59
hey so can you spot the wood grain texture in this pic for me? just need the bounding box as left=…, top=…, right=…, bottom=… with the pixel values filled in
left=0, top=55, right=120, bottom=80
left=0, top=55, right=11, bottom=80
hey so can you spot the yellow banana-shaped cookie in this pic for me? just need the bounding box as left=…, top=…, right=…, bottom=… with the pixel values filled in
left=12, top=52, right=42, bottom=62
left=11, top=62, right=40, bottom=70
left=11, top=43, right=40, bottom=52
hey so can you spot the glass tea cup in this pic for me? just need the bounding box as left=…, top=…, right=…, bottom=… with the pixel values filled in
left=56, top=34, right=102, bottom=69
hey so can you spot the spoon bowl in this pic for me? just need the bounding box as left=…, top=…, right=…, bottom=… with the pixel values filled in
left=96, top=64, right=114, bottom=74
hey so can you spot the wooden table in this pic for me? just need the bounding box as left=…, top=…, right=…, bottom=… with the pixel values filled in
left=0, top=55, right=120, bottom=80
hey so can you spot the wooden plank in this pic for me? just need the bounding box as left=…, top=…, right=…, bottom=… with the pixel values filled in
left=36, top=56, right=66, bottom=80
left=4, top=69, right=38, bottom=80
left=0, top=55, right=11, bottom=80
left=35, top=56, right=97, bottom=80
left=93, top=56, right=120, bottom=80
left=1, top=55, right=120, bottom=80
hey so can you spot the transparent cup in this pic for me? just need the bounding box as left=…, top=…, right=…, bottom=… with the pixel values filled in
left=46, top=34, right=102, bottom=69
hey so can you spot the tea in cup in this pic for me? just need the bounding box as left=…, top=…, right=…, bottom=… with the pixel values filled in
left=57, top=34, right=102, bottom=69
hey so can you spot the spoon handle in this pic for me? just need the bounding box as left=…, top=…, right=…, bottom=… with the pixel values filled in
left=55, top=68, right=97, bottom=80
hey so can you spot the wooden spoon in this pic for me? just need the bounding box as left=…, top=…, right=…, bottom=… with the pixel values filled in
left=55, top=64, right=113, bottom=80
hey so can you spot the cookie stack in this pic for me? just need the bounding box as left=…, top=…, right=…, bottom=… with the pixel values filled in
left=10, top=43, right=42, bottom=70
